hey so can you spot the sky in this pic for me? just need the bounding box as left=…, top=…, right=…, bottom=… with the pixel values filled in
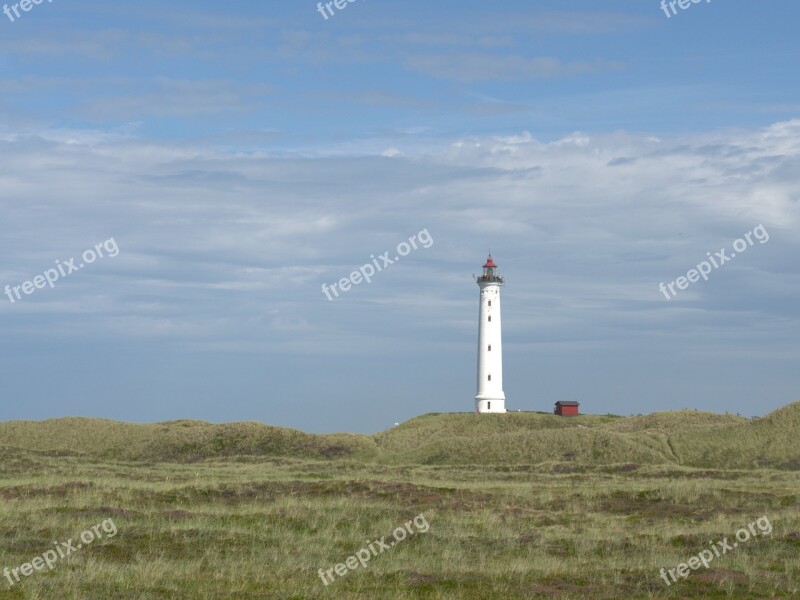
left=0, top=0, right=798, bottom=434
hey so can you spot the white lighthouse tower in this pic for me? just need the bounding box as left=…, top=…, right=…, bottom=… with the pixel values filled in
left=475, top=255, right=506, bottom=413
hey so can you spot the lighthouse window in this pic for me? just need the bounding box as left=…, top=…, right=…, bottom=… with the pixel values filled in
left=488, top=402, right=491, bottom=410
left=488, top=315, right=492, bottom=322
left=488, top=300, right=491, bottom=307
left=488, top=374, right=492, bottom=381
left=488, top=345, right=491, bottom=351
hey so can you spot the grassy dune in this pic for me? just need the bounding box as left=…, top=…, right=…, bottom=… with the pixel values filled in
left=600, top=410, right=747, bottom=433
left=2, top=403, right=798, bottom=469
left=0, top=404, right=798, bottom=598
left=0, top=418, right=380, bottom=463
left=673, top=403, right=800, bottom=470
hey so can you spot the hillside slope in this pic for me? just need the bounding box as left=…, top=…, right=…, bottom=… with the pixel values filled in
left=600, top=410, right=747, bottom=433
left=0, top=418, right=379, bottom=462
left=672, top=402, right=800, bottom=469
left=0, top=402, right=798, bottom=469
left=372, top=412, right=672, bottom=465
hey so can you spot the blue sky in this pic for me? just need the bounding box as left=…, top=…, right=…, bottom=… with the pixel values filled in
left=0, top=0, right=798, bottom=433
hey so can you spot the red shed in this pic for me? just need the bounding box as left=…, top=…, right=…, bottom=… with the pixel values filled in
left=554, top=401, right=580, bottom=417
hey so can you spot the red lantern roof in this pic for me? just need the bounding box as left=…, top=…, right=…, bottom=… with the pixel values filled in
left=483, top=255, right=497, bottom=268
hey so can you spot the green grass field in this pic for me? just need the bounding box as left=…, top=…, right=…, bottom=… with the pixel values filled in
left=1, top=404, right=799, bottom=598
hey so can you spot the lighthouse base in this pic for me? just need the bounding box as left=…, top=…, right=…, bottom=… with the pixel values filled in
left=475, top=396, right=507, bottom=414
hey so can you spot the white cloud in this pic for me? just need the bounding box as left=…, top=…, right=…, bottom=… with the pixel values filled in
left=0, top=120, right=798, bottom=359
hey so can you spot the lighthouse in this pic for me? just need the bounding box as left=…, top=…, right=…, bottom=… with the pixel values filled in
left=475, top=255, right=506, bottom=413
